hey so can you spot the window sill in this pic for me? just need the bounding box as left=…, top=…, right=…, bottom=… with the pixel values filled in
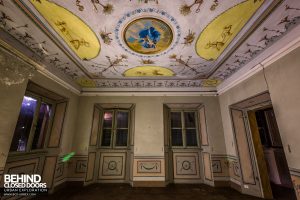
left=8, top=150, right=48, bottom=158
left=97, top=147, right=130, bottom=150
left=171, top=147, right=202, bottom=150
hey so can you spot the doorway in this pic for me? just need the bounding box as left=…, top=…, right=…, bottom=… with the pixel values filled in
left=230, top=92, right=297, bottom=199
left=251, top=107, right=296, bottom=199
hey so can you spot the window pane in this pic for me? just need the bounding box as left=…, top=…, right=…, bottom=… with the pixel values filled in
left=31, top=102, right=52, bottom=150
left=101, top=129, right=111, bottom=146
left=116, top=129, right=128, bottom=146
left=186, top=129, right=198, bottom=146
left=184, top=112, right=196, bottom=128
left=117, top=112, right=128, bottom=128
left=171, top=129, right=183, bottom=146
left=10, top=96, right=38, bottom=152
left=171, top=112, right=182, bottom=128
left=103, top=112, right=113, bottom=128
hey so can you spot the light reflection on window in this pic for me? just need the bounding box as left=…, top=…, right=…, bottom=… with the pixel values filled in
left=10, top=96, right=38, bottom=152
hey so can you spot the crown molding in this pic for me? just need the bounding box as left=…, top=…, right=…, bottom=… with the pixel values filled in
left=217, top=25, right=300, bottom=95
left=80, top=91, right=218, bottom=97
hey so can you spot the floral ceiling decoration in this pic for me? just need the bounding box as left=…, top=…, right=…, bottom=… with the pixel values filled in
left=0, top=0, right=299, bottom=91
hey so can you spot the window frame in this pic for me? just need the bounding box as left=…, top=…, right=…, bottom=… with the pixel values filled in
left=99, top=109, right=130, bottom=149
left=9, top=91, right=56, bottom=154
left=169, top=109, right=200, bottom=149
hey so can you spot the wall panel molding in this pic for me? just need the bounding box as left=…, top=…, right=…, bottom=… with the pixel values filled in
left=98, top=152, right=126, bottom=180
left=133, top=157, right=165, bottom=178
left=173, top=152, right=201, bottom=180
left=85, top=152, right=96, bottom=182
left=42, top=156, right=57, bottom=189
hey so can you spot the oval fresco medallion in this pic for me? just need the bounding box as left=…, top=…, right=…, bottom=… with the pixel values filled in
left=123, top=18, right=173, bottom=55
left=123, top=66, right=175, bottom=77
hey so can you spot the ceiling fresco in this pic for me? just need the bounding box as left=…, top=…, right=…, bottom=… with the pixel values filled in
left=0, top=0, right=299, bottom=90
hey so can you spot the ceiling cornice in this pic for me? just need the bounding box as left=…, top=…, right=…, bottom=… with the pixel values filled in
left=217, top=25, right=300, bottom=95
left=80, top=91, right=218, bottom=97
left=0, top=37, right=81, bottom=95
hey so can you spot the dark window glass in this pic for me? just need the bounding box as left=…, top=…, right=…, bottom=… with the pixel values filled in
left=103, top=112, right=113, bottom=128
left=117, top=112, right=128, bottom=128
left=171, top=129, right=183, bottom=146
left=186, top=129, right=198, bottom=146
left=116, top=129, right=128, bottom=146
left=184, top=112, right=196, bottom=128
left=101, top=129, right=111, bottom=146
left=171, top=112, right=182, bottom=128
left=31, top=102, right=52, bottom=149
left=10, top=96, right=37, bottom=152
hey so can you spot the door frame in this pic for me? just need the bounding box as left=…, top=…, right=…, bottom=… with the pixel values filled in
left=229, top=91, right=296, bottom=199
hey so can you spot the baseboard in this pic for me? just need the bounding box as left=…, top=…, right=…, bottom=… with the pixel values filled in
left=132, top=181, right=166, bottom=187
left=230, top=181, right=242, bottom=192
left=52, top=181, right=84, bottom=193
left=214, top=181, right=230, bottom=187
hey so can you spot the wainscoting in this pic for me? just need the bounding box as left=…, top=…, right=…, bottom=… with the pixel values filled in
left=0, top=153, right=88, bottom=194
left=133, top=156, right=165, bottom=187
left=211, top=154, right=242, bottom=189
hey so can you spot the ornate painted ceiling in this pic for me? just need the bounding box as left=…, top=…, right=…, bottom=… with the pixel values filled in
left=0, top=0, right=299, bottom=91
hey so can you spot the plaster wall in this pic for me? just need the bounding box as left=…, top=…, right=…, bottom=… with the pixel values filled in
left=219, top=46, right=300, bottom=170
left=73, top=96, right=225, bottom=157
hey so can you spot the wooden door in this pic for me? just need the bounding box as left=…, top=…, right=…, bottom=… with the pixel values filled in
left=248, top=111, right=273, bottom=199
left=231, top=108, right=262, bottom=197
left=85, top=106, right=102, bottom=185
left=198, top=106, right=213, bottom=186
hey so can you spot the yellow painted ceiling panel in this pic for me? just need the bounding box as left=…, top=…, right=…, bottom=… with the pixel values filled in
left=30, top=0, right=100, bottom=60
left=196, top=0, right=264, bottom=61
left=124, top=66, right=175, bottom=77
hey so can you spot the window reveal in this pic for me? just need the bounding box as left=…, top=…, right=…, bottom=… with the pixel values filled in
left=10, top=95, right=53, bottom=152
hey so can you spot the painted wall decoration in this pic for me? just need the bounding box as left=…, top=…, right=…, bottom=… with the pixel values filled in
left=30, top=0, right=100, bottom=60
left=212, top=160, right=222, bottom=173
left=76, top=160, right=87, bottom=173
left=123, top=66, right=175, bottom=77
left=124, top=18, right=173, bottom=55
left=67, top=156, right=88, bottom=180
left=133, top=157, right=165, bottom=177
left=98, top=153, right=126, bottom=180
left=137, top=160, right=161, bottom=173
left=196, top=0, right=264, bottom=60
left=173, top=152, right=200, bottom=179
left=211, top=155, right=231, bottom=179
